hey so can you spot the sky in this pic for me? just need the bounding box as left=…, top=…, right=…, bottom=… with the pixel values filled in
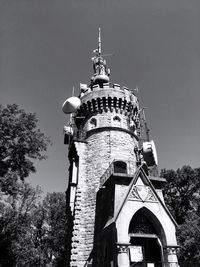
left=1, top=0, right=200, bottom=194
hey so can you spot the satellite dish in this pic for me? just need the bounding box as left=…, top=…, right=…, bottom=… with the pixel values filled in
left=62, top=96, right=81, bottom=114
left=142, top=140, right=158, bottom=167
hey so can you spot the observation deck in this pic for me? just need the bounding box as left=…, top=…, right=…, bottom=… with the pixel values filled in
left=100, top=160, right=166, bottom=188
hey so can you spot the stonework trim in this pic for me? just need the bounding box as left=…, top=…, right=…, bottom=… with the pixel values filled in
left=128, top=185, right=158, bottom=203
left=86, top=126, right=138, bottom=140
left=116, top=243, right=130, bottom=254
left=164, top=246, right=180, bottom=255
left=79, top=96, right=133, bottom=115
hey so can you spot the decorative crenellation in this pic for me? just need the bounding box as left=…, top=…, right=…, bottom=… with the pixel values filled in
left=78, top=96, right=137, bottom=117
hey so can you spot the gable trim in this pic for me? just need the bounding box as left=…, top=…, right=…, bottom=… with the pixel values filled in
left=113, top=164, right=178, bottom=227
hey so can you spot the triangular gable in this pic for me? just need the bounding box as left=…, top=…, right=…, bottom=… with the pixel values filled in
left=104, top=164, right=177, bottom=228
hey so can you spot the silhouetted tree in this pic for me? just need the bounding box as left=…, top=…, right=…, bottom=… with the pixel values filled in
left=161, top=166, right=200, bottom=261
left=0, top=182, right=42, bottom=266
left=0, top=104, right=51, bottom=195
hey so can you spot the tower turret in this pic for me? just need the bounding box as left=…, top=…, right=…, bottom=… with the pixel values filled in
left=63, top=31, right=179, bottom=267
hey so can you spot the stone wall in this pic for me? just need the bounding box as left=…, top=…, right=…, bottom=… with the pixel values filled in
left=69, top=86, right=139, bottom=266
left=70, top=128, right=137, bottom=266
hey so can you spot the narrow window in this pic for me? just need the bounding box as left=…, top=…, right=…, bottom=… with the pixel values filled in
left=113, top=116, right=121, bottom=127
left=90, top=118, right=97, bottom=129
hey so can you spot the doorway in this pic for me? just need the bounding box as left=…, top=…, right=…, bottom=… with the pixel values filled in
left=129, top=236, right=162, bottom=267
left=128, top=209, right=163, bottom=267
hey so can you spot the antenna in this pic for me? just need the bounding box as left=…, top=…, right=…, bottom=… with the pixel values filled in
left=135, top=107, right=150, bottom=144
left=98, top=27, right=101, bottom=56
left=142, top=108, right=150, bottom=142
left=134, top=86, right=139, bottom=94
left=91, top=28, right=110, bottom=86
left=72, top=86, right=75, bottom=97
left=129, top=86, right=139, bottom=95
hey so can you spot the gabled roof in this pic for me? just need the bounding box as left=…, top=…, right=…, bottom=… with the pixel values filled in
left=104, top=164, right=177, bottom=228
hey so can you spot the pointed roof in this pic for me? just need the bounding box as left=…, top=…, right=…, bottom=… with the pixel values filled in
left=104, top=164, right=177, bottom=228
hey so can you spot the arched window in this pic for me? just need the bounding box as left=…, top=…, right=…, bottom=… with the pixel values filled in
left=113, top=116, right=121, bottom=127
left=129, top=210, right=157, bottom=235
left=89, top=118, right=97, bottom=129
left=113, top=161, right=127, bottom=173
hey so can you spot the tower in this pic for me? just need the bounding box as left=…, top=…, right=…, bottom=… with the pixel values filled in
left=63, top=30, right=179, bottom=267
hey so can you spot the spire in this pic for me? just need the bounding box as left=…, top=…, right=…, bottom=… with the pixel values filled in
left=91, top=28, right=110, bottom=87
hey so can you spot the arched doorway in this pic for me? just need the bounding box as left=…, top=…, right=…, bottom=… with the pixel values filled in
left=128, top=208, right=164, bottom=267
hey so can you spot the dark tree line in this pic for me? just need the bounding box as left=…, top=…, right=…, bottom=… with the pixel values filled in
left=161, top=166, right=200, bottom=262
left=1, top=104, right=200, bottom=265
left=0, top=104, right=67, bottom=266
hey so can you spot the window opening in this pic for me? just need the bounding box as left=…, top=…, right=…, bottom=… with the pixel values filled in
left=113, top=161, right=127, bottom=173
left=90, top=118, right=97, bottom=129
left=113, top=116, right=121, bottom=127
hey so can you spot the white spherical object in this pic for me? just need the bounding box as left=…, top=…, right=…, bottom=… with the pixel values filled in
left=62, top=96, right=81, bottom=114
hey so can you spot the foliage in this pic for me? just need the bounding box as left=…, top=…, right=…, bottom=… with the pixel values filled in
left=0, top=104, right=67, bottom=266
left=0, top=182, right=42, bottom=266
left=161, top=166, right=200, bottom=224
left=42, top=192, right=67, bottom=266
left=161, top=166, right=200, bottom=261
left=0, top=184, right=67, bottom=267
left=177, top=211, right=200, bottom=261
left=0, top=104, right=51, bottom=195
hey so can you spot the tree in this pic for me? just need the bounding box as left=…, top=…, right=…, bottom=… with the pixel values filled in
left=0, top=104, right=68, bottom=266
left=41, top=192, right=67, bottom=266
left=177, top=211, right=200, bottom=262
left=0, top=183, right=67, bottom=267
left=0, top=103, right=54, bottom=266
left=161, top=166, right=200, bottom=262
left=161, top=166, right=200, bottom=224
left=0, top=182, right=42, bottom=266
left=0, top=104, right=51, bottom=195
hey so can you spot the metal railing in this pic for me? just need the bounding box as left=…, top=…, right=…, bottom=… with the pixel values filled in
left=179, top=263, right=200, bottom=267
left=130, top=262, right=176, bottom=267
left=130, top=262, right=200, bottom=267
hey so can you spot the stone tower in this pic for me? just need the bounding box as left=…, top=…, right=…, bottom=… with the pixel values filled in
left=63, top=30, right=179, bottom=267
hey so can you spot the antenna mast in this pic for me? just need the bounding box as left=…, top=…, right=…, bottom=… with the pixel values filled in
left=91, top=28, right=110, bottom=86
left=98, top=27, right=101, bottom=56
left=142, top=108, right=150, bottom=142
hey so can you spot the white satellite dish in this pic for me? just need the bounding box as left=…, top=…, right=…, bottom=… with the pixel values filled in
left=62, top=96, right=81, bottom=114
left=142, top=140, right=158, bottom=167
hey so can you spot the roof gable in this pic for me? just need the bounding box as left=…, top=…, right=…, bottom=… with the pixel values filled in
left=104, top=164, right=177, bottom=228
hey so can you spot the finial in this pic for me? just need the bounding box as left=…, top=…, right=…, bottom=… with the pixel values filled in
left=91, top=28, right=110, bottom=87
